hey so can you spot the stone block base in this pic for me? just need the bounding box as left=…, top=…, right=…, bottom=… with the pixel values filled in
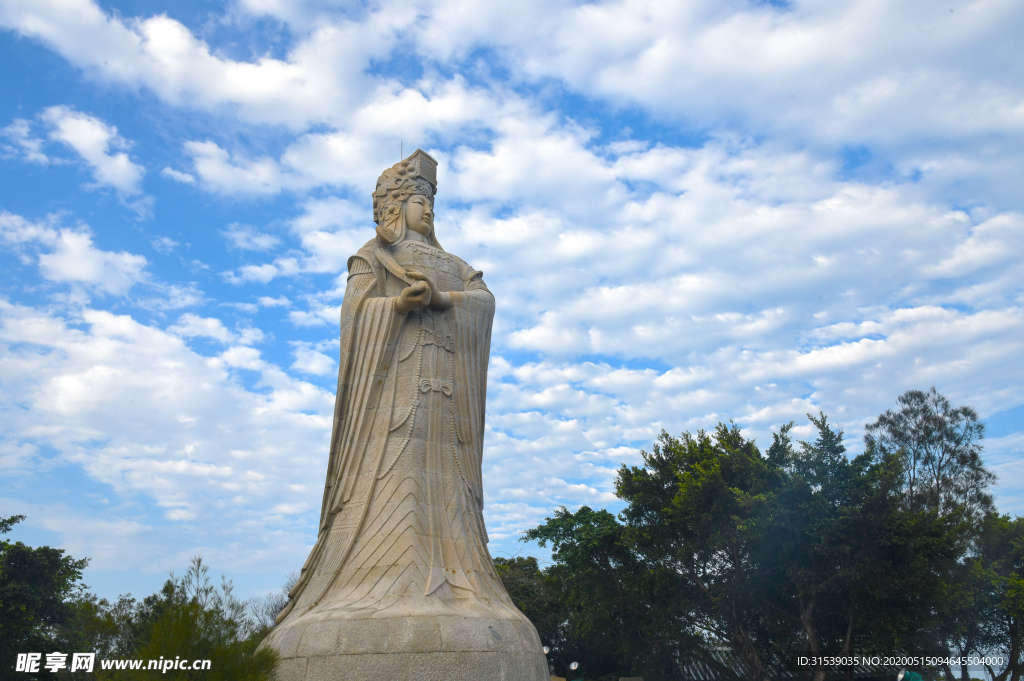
left=264, top=609, right=548, bottom=681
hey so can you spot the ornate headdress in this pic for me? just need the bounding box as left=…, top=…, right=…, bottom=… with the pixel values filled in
left=372, top=149, right=438, bottom=244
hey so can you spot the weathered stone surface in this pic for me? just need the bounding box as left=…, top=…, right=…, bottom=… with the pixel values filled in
left=262, top=150, right=547, bottom=680
left=274, top=658, right=307, bottom=681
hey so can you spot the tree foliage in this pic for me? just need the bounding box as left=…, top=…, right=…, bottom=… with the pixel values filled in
left=975, top=514, right=1024, bottom=681
left=520, top=389, right=1016, bottom=681
left=0, top=518, right=280, bottom=681
left=1, top=515, right=88, bottom=681
left=494, top=556, right=565, bottom=651
left=118, top=555, right=278, bottom=681
left=865, top=387, right=992, bottom=518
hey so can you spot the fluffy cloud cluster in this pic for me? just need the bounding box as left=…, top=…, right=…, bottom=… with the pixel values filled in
left=41, top=106, right=145, bottom=197
left=1, top=212, right=147, bottom=294
left=0, top=297, right=333, bottom=572
left=2, top=107, right=146, bottom=198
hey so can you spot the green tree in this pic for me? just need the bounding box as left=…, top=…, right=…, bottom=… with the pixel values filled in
left=865, top=389, right=998, bottom=679
left=494, top=556, right=565, bottom=656
left=771, top=415, right=964, bottom=681
left=65, top=591, right=152, bottom=662
left=121, top=555, right=278, bottom=681
left=0, top=515, right=88, bottom=681
left=616, top=423, right=789, bottom=681
left=931, top=554, right=993, bottom=681
left=524, top=506, right=674, bottom=680
left=769, top=415, right=866, bottom=681
left=527, top=392, right=994, bottom=681
left=865, top=387, right=992, bottom=519
left=977, top=514, right=1024, bottom=681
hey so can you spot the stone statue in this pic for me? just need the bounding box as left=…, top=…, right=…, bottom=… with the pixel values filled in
left=264, top=150, right=549, bottom=681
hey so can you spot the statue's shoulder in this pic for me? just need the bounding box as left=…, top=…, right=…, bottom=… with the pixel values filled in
left=447, top=252, right=488, bottom=291
left=443, top=251, right=474, bottom=276
left=348, top=239, right=379, bottom=273
left=355, top=238, right=378, bottom=260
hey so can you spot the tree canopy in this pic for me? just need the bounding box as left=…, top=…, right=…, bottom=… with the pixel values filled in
left=1, top=515, right=88, bottom=680
left=520, top=388, right=1019, bottom=681
left=0, top=517, right=280, bottom=681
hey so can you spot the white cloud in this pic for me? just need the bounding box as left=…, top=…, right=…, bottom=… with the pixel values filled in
left=476, top=292, right=1024, bottom=516
left=176, top=76, right=516, bottom=198
left=4, top=0, right=1022, bottom=198
left=160, top=166, right=195, bottom=184
left=38, top=230, right=148, bottom=294
left=1, top=118, right=49, bottom=163
left=0, top=211, right=56, bottom=245
left=290, top=343, right=336, bottom=376
left=135, top=283, right=206, bottom=311
left=184, top=141, right=293, bottom=195
left=150, top=236, right=179, bottom=254
left=225, top=263, right=279, bottom=284
left=168, top=313, right=235, bottom=344
left=168, top=313, right=265, bottom=346
left=5, top=502, right=163, bottom=573
left=0, top=441, right=39, bottom=476
left=987, top=432, right=1024, bottom=516
left=0, top=0, right=401, bottom=128
left=1, top=212, right=148, bottom=295
left=41, top=106, right=145, bottom=196
left=415, top=0, right=1024, bottom=146
left=287, top=302, right=338, bottom=327
left=219, top=197, right=372, bottom=284
left=921, top=213, right=1024, bottom=279
left=0, top=212, right=207, bottom=310
left=222, top=223, right=281, bottom=251
left=284, top=197, right=371, bottom=273
left=0, top=299, right=332, bottom=573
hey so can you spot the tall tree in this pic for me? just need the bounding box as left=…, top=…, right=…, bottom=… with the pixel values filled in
left=866, top=388, right=999, bottom=680
left=771, top=414, right=964, bottom=680
left=1, top=515, right=89, bottom=681
left=615, top=423, right=789, bottom=681
left=769, top=415, right=863, bottom=681
left=123, top=555, right=278, bottom=681
left=526, top=393, right=993, bottom=681
left=865, top=387, right=993, bottom=519
left=523, top=506, right=682, bottom=680
left=977, top=514, right=1024, bottom=681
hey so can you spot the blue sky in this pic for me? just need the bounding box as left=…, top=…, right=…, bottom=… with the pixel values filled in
left=1, top=0, right=1022, bottom=603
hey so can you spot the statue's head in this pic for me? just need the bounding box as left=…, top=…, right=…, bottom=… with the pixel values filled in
left=372, top=149, right=438, bottom=245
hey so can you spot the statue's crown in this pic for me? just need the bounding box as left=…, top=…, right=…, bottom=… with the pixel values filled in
left=396, top=148, right=437, bottom=187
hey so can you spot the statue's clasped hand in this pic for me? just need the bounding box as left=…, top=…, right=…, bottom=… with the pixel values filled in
left=396, top=270, right=451, bottom=314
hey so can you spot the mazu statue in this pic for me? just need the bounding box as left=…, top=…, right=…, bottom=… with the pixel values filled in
left=263, top=150, right=549, bottom=681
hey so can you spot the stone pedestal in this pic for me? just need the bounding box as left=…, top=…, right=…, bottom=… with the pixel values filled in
left=265, top=599, right=549, bottom=681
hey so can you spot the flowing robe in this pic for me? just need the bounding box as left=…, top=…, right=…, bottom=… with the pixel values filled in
left=278, top=237, right=515, bottom=622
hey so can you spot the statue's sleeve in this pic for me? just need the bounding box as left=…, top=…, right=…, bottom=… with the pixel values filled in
left=318, top=255, right=378, bottom=526
left=319, top=253, right=409, bottom=527
left=451, top=265, right=495, bottom=510
left=283, top=253, right=410, bottom=619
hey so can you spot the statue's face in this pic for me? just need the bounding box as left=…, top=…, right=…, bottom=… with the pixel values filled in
left=404, top=193, right=434, bottom=237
